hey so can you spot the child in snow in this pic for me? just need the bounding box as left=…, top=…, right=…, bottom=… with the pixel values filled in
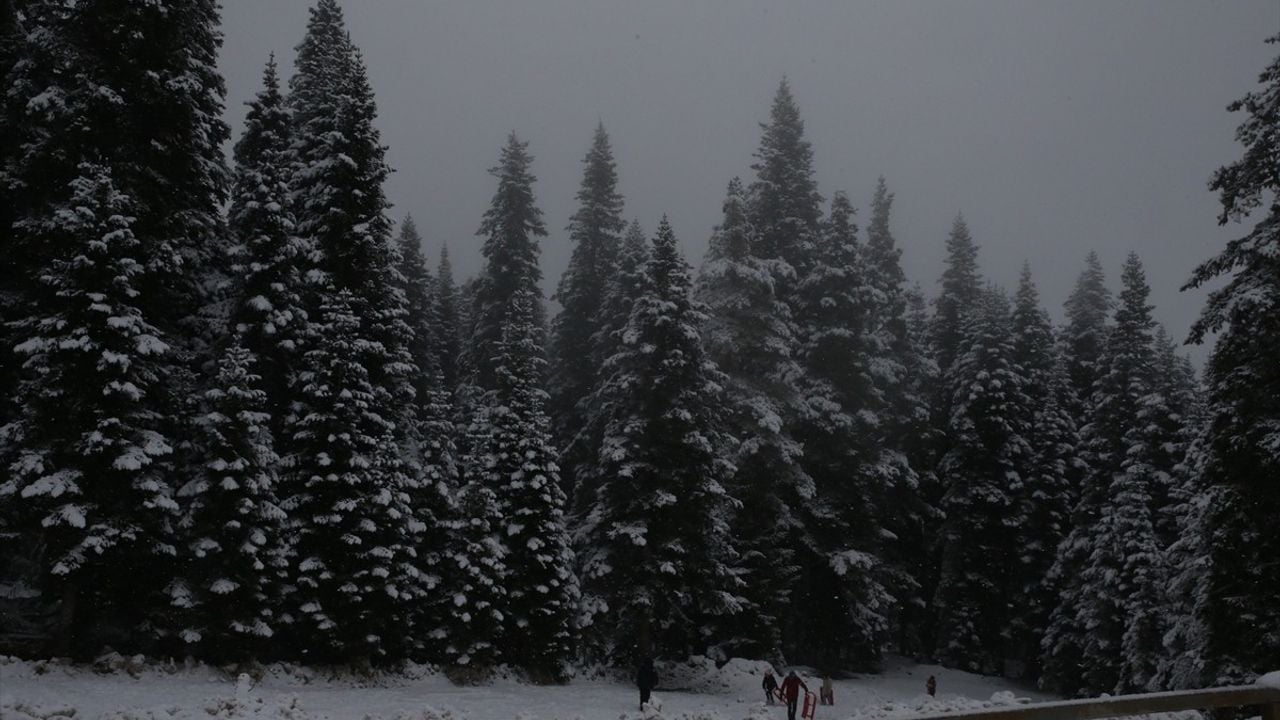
left=820, top=675, right=834, bottom=705
left=763, top=669, right=779, bottom=704
left=926, top=674, right=937, bottom=697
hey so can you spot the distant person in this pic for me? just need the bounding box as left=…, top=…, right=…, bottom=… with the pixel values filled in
left=780, top=670, right=809, bottom=720
left=820, top=674, right=834, bottom=705
left=763, top=668, right=779, bottom=705
left=637, top=656, right=658, bottom=711
left=926, top=674, right=937, bottom=697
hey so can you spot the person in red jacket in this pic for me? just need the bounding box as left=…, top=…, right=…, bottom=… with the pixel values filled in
left=780, top=670, right=809, bottom=720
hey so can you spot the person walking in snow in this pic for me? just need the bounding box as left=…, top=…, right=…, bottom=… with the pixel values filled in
left=820, top=674, right=834, bottom=705
left=780, top=670, right=809, bottom=720
left=926, top=674, right=937, bottom=697
left=636, top=656, right=658, bottom=711
left=762, top=669, right=779, bottom=704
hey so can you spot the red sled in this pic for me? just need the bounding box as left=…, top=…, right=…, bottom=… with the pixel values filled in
left=802, top=691, right=817, bottom=720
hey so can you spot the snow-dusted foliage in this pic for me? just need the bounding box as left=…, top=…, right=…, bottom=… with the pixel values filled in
left=470, top=134, right=547, bottom=391
left=283, top=290, right=424, bottom=662
left=577, top=218, right=744, bottom=665
left=473, top=291, right=577, bottom=680
left=1, top=165, right=180, bottom=648
left=930, top=216, right=982, bottom=380
left=434, top=244, right=463, bottom=390
left=225, top=56, right=308, bottom=429
left=695, top=177, right=811, bottom=662
left=1060, top=252, right=1111, bottom=428
left=1041, top=254, right=1168, bottom=696
left=932, top=288, right=1029, bottom=674
left=791, top=193, right=899, bottom=669
left=1006, top=266, right=1078, bottom=679
left=1179, top=33, right=1280, bottom=686
left=550, top=124, right=626, bottom=453
left=171, top=343, right=288, bottom=659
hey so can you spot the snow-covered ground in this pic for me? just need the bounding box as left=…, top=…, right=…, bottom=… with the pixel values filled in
left=1, top=654, right=1060, bottom=720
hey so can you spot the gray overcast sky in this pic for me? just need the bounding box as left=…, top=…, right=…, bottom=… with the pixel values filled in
left=219, top=0, right=1278, bottom=361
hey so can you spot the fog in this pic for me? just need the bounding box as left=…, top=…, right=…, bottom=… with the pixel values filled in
left=219, top=0, right=1278, bottom=362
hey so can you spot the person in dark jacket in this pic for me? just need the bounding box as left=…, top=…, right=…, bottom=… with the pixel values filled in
left=926, top=674, right=937, bottom=697
left=762, top=669, right=779, bottom=704
left=780, top=670, right=809, bottom=720
left=637, top=657, right=658, bottom=710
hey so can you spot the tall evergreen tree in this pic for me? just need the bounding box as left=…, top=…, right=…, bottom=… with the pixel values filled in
left=1, top=0, right=230, bottom=651
left=696, top=178, right=811, bottom=662
left=471, top=133, right=547, bottom=390
left=792, top=193, right=898, bottom=669
left=932, top=288, right=1029, bottom=673
left=577, top=218, right=743, bottom=663
left=550, top=123, right=625, bottom=448
left=1007, top=265, right=1078, bottom=678
left=862, top=177, right=937, bottom=658
left=1181, top=34, right=1280, bottom=685
left=225, top=55, right=307, bottom=426
left=1060, top=251, right=1111, bottom=427
left=285, top=290, right=423, bottom=662
left=171, top=343, right=288, bottom=661
left=435, top=243, right=462, bottom=390
left=748, top=79, right=823, bottom=290
left=1, top=165, right=180, bottom=655
left=475, top=290, right=577, bottom=680
left=1042, top=254, right=1165, bottom=696
left=931, top=214, right=983, bottom=378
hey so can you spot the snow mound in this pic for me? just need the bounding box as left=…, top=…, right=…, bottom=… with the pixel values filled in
left=655, top=656, right=779, bottom=695
left=1256, top=671, right=1280, bottom=689
left=0, top=702, right=79, bottom=720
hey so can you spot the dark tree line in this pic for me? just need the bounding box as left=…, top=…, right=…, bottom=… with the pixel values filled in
left=2, top=1, right=1277, bottom=696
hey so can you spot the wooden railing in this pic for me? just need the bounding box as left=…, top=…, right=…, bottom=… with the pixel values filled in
left=902, top=684, right=1280, bottom=720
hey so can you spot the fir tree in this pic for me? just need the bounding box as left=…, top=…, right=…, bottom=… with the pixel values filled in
left=550, top=123, right=625, bottom=449
left=748, top=79, right=823, bottom=290
left=435, top=243, right=463, bottom=390
left=932, top=288, right=1029, bottom=674
left=931, top=214, right=983, bottom=378
left=577, top=217, right=744, bottom=663
left=285, top=290, right=423, bottom=662
left=792, top=193, right=899, bottom=669
left=1181, top=34, right=1280, bottom=684
left=225, top=55, right=307, bottom=424
left=1, top=165, right=179, bottom=654
left=1007, top=265, right=1078, bottom=678
left=171, top=342, right=288, bottom=661
left=471, top=133, right=548, bottom=390
left=1042, top=254, right=1165, bottom=696
left=1061, top=251, right=1111, bottom=425
left=476, top=290, right=577, bottom=680
left=696, top=178, right=811, bottom=661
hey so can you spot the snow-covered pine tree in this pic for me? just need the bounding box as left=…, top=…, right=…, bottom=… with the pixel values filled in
left=567, top=220, right=651, bottom=523
left=550, top=123, right=625, bottom=451
left=287, top=0, right=417, bottom=442
left=1007, top=265, right=1078, bottom=679
left=1180, top=34, right=1280, bottom=684
left=471, top=133, right=548, bottom=390
left=172, top=342, right=288, bottom=661
left=695, top=178, right=812, bottom=662
left=1, top=165, right=180, bottom=655
left=862, top=178, right=938, bottom=659
left=471, top=289, right=577, bottom=681
left=226, top=55, right=308, bottom=427
left=1060, top=252, right=1111, bottom=433
left=577, top=217, right=744, bottom=664
left=1042, top=253, right=1165, bottom=696
left=932, top=287, right=1030, bottom=674
left=792, top=193, right=898, bottom=669
left=392, top=213, right=461, bottom=663
left=435, top=244, right=463, bottom=390
left=285, top=289, right=423, bottom=663
left=931, top=215, right=983, bottom=378
left=748, top=79, right=823, bottom=295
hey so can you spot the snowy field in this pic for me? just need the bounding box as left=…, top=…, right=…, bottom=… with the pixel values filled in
left=0, top=654, right=1063, bottom=720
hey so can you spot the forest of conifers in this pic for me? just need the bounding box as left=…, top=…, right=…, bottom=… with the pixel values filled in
left=1, top=0, right=1277, bottom=697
